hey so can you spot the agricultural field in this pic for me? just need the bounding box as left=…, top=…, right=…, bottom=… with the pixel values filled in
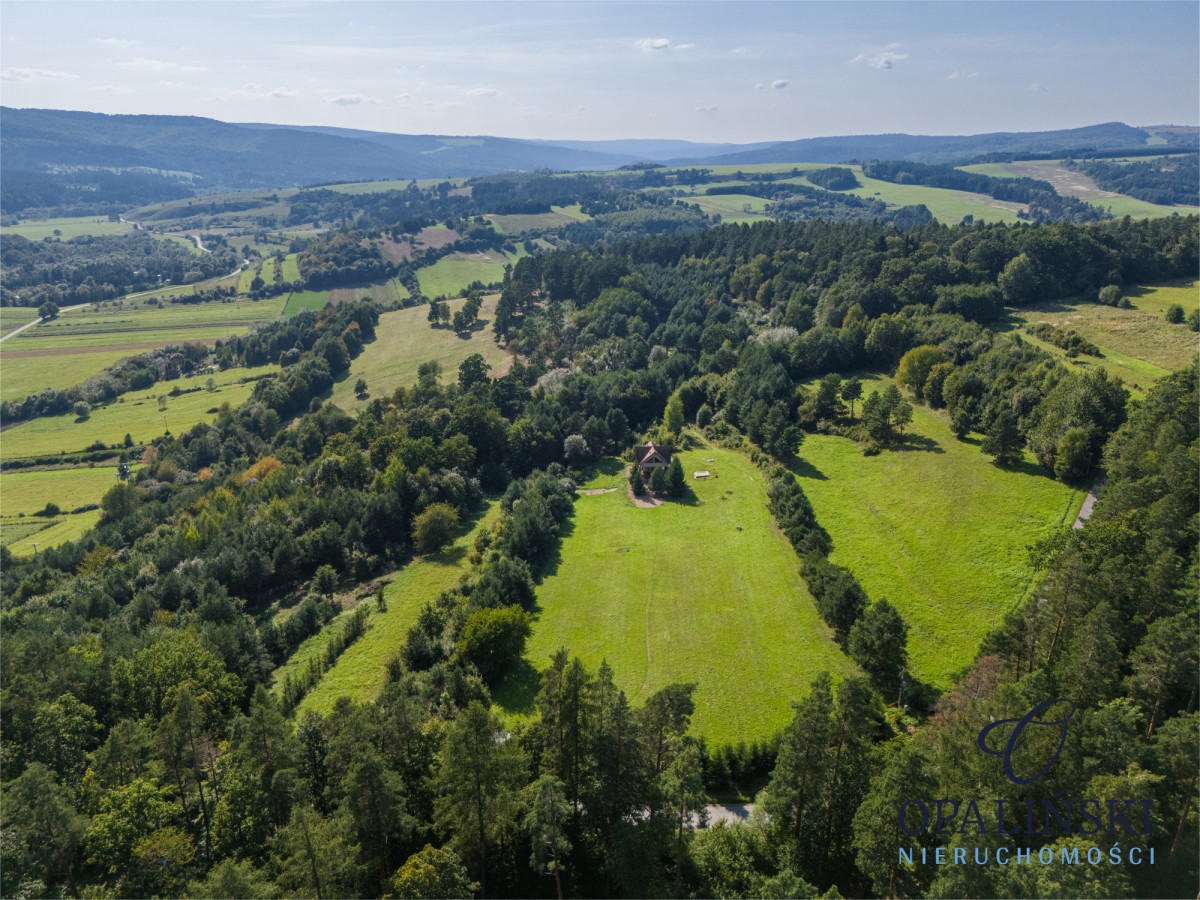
left=3, top=295, right=288, bottom=353
left=282, top=290, right=330, bottom=316
left=0, top=306, right=40, bottom=338
left=326, top=294, right=511, bottom=411
left=0, top=465, right=140, bottom=555
left=0, top=364, right=276, bottom=459
left=3, top=510, right=102, bottom=556
left=0, top=215, right=137, bottom=240
left=506, top=446, right=859, bottom=746
left=1003, top=278, right=1198, bottom=393
left=793, top=373, right=1084, bottom=690
left=957, top=160, right=1198, bottom=218
left=416, top=247, right=527, bottom=299
left=2, top=351, right=147, bottom=403
left=290, top=503, right=500, bottom=716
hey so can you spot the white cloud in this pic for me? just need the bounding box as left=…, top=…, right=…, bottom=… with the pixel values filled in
left=328, top=94, right=370, bottom=105
left=1029, top=83, right=1047, bottom=92
left=202, top=84, right=298, bottom=103
left=91, top=83, right=135, bottom=94
left=636, top=37, right=672, bottom=51
left=947, top=69, right=979, bottom=80
left=269, top=87, right=298, bottom=98
left=467, top=86, right=500, bottom=97
left=754, top=82, right=764, bottom=91
left=850, top=49, right=908, bottom=70
left=695, top=105, right=718, bottom=113
left=676, top=43, right=695, bottom=50
left=1, top=66, right=78, bottom=81
left=771, top=79, right=789, bottom=90
left=96, top=37, right=138, bottom=48
left=731, top=46, right=748, bottom=54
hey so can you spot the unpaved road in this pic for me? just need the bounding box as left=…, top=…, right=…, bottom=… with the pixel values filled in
left=0, top=303, right=92, bottom=344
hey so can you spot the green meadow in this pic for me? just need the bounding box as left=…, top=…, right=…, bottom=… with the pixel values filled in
left=507, top=445, right=858, bottom=746
left=1, top=365, right=276, bottom=459
left=689, top=193, right=772, bottom=225
left=793, top=373, right=1084, bottom=690
left=3, top=510, right=103, bottom=556
left=280, top=254, right=302, bottom=283
left=326, top=294, right=511, bottom=412
left=291, top=504, right=501, bottom=717
left=416, top=248, right=527, bottom=299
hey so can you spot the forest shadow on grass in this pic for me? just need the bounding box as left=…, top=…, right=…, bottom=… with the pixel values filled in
left=493, top=658, right=541, bottom=717
left=897, top=433, right=944, bottom=454
left=534, top=515, right=575, bottom=583
left=786, top=454, right=828, bottom=481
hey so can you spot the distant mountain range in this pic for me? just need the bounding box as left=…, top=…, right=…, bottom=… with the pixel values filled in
left=2, top=107, right=1196, bottom=215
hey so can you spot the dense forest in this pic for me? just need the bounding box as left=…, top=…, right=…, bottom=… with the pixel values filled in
left=0, top=232, right=239, bottom=309
left=1, top=213, right=1196, bottom=898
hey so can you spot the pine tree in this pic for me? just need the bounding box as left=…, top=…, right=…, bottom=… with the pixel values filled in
left=629, top=466, right=644, bottom=496
left=665, top=457, right=686, bottom=497
left=981, top=410, right=1022, bottom=467
left=649, top=466, right=667, bottom=495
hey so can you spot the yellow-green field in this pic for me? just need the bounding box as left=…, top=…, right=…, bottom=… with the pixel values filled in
left=1, top=365, right=276, bottom=459
left=2, top=351, right=148, bottom=403
left=291, top=503, right=500, bottom=716
left=282, top=290, right=330, bottom=316
left=3, top=511, right=102, bottom=556
left=327, top=294, right=511, bottom=412
left=487, top=205, right=593, bottom=234
left=506, top=446, right=858, bottom=745
left=794, top=373, right=1084, bottom=689
left=689, top=193, right=772, bottom=225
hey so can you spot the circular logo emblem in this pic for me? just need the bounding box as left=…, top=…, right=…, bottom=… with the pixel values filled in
left=976, top=699, right=1075, bottom=785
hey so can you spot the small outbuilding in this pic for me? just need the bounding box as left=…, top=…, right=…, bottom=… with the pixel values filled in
left=694, top=470, right=711, bottom=478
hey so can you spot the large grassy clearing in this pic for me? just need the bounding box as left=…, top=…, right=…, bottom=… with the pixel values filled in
left=1, top=365, right=276, bottom=459
left=416, top=248, right=525, bottom=299
left=793, top=373, right=1084, bottom=690
left=291, top=503, right=500, bottom=717
left=329, top=281, right=401, bottom=306
left=998, top=278, right=1198, bottom=394
left=326, top=294, right=511, bottom=412
left=506, top=446, right=858, bottom=746
left=689, top=194, right=772, bottom=225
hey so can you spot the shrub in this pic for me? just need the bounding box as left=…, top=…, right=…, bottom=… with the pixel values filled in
left=412, top=503, right=460, bottom=555
left=1164, top=304, right=1185, bottom=324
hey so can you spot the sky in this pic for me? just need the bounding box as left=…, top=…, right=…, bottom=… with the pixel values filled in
left=1, top=1, right=1197, bottom=143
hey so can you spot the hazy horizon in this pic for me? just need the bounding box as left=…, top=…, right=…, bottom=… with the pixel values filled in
left=2, top=1, right=1197, bottom=144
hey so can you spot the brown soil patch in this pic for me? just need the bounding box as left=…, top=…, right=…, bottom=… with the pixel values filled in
left=415, top=227, right=461, bottom=250
left=379, top=237, right=415, bottom=263
left=0, top=339, right=216, bottom=358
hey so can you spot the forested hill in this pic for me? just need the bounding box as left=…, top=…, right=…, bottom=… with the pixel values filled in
left=5, top=108, right=1195, bottom=217
left=1, top=211, right=1196, bottom=897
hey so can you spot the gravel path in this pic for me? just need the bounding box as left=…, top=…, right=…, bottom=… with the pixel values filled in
left=1072, top=472, right=1105, bottom=529
left=0, top=303, right=92, bottom=344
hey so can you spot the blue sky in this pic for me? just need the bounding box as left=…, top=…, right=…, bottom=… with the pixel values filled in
left=1, top=1, right=1196, bottom=142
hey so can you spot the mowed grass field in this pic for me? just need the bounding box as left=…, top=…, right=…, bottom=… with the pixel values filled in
left=326, top=295, right=511, bottom=412
left=3, top=511, right=103, bottom=556
left=487, top=205, right=593, bottom=234
left=282, top=290, right=330, bottom=316
left=329, top=281, right=401, bottom=306
left=291, top=504, right=500, bottom=716
left=1, top=365, right=276, bottom=459
left=416, top=248, right=526, bottom=299
left=507, top=446, right=858, bottom=746
left=793, top=373, right=1084, bottom=690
